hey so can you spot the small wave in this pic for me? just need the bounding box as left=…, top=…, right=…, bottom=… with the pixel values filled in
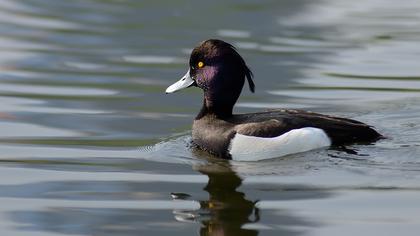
left=122, top=55, right=184, bottom=65
left=217, top=29, right=251, bottom=38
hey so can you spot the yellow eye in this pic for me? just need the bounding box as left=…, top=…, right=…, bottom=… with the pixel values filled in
left=198, top=61, right=204, bottom=68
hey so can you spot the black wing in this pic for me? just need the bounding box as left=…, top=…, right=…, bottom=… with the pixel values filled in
left=231, top=109, right=382, bottom=145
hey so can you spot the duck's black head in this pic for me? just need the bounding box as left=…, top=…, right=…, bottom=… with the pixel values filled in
left=166, top=39, right=254, bottom=118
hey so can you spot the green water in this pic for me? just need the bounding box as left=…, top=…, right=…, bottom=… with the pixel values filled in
left=0, top=0, right=420, bottom=235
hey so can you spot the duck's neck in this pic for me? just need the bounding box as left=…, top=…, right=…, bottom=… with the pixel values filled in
left=195, top=68, right=245, bottom=120
left=196, top=92, right=236, bottom=120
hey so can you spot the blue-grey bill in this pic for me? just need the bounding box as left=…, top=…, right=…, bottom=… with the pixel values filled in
left=165, top=69, right=194, bottom=93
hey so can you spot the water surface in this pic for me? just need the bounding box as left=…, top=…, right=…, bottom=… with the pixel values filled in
left=1, top=0, right=420, bottom=235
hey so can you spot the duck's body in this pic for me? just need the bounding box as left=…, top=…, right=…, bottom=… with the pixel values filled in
left=192, top=109, right=380, bottom=159
left=166, top=39, right=382, bottom=160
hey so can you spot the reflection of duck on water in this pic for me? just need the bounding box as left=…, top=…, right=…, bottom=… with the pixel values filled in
left=172, top=160, right=259, bottom=236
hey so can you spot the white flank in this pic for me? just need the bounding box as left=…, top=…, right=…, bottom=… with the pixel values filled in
left=228, top=127, right=331, bottom=161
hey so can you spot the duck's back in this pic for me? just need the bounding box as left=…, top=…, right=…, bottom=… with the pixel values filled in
left=230, top=109, right=382, bottom=145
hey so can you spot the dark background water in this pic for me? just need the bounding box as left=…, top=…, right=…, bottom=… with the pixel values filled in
left=1, top=0, right=420, bottom=235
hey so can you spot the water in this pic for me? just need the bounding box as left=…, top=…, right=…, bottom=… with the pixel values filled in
left=0, top=0, right=420, bottom=235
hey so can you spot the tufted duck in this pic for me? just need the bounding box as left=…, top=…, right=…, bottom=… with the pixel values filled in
left=166, top=39, right=382, bottom=161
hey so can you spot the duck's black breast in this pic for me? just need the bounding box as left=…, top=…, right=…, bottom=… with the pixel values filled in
left=192, top=115, right=237, bottom=157
left=192, top=109, right=382, bottom=157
